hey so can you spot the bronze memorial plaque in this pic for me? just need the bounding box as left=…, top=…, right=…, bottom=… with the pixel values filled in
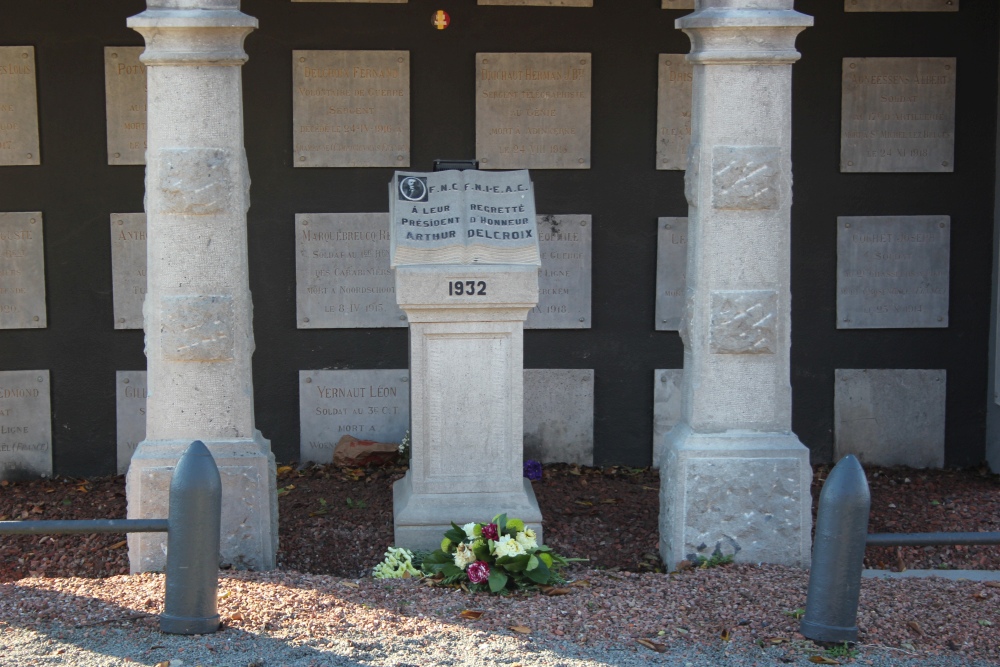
left=295, top=212, right=405, bottom=328
left=657, top=55, right=693, bottom=170
left=841, top=57, right=955, bottom=173
left=0, top=212, right=45, bottom=329
left=526, top=215, right=592, bottom=329
left=846, top=0, right=957, bottom=11
left=476, top=52, right=591, bottom=170
left=0, top=46, right=40, bottom=166
left=293, top=50, right=410, bottom=168
left=110, top=213, right=147, bottom=329
left=104, top=47, right=147, bottom=165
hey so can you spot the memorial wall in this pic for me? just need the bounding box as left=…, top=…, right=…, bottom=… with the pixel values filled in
left=0, top=1, right=996, bottom=476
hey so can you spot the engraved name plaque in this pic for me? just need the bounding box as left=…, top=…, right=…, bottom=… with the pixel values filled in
left=657, top=55, right=693, bottom=171
left=293, top=50, right=409, bottom=168
left=662, top=0, right=695, bottom=8
left=479, top=0, right=592, bottom=5
left=837, top=215, right=950, bottom=329
left=841, top=58, right=956, bottom=173
left=0, top=370, right=51, bottom=480
left=0, top=46, right=40, bottom=166
left=104, top=47, right=147, bottom=165
left=656, top=217, right=688, bottom=331
left=0, top=212, right=46, bottom=329
left=296, top=213, right=405, bottom=328
left=526, top=215, right=591, bottom=329
left=110, top=213, right=147, bottom=329
left=116, top=370, right=147, bottom=474
left=845, top=0, right=957, bottom=11
left=476, top=52, right=591, bottom=170
left=299, top=370, right=410, bottom=464
left=523, top=369, right=594, bottom=466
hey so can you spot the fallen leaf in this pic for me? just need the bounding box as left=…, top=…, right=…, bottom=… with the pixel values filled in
left=720, top=628, right=731, bottom=641
left=569, top=580, right=591, bottom=587
left=543, top=587, right=571, bottom=596
left=641, top=486, right=658, bottom=491
left=574, top=500, right=593, bottom=507
left=766, top=637, right=790, bottom=644
left=907, top=620, right=924, bottom=635
left=109, top=540, right=128, bottom=550
left=979, top=620, right=994, bottom=627
left=972, top=592, right=988, bottom=600
left=229, top=612, right=244, bottom=621
left=674, top=627, right=689, bottom=634
left=340, top=581, right=359, bottom=589
left=307, top=510, right=328, bottom=517
left=155, top=662, right=170, bottom=667
left=674, top=560, right=694, bottom=572
left=601, top=498, right=621, bottom=504
left=985, top=581, right=1000, bottom=589
left=459, top=610, right=484, bottom=620
left=510, top=625, right=531, bottom=634
left=808, top=657, right=840, bottom=665
left=217, top=591, right=230, bottom=601
left=276, top=466, right=293, bottom=476
left=569, top=466, right=581, bottom=475
left=636, top=639, right=667, bottom=653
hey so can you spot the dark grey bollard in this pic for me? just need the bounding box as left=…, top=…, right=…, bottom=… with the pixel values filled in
left=800, top=454, right=871, bottom=643
left=160, top=440, right=222, bottom=635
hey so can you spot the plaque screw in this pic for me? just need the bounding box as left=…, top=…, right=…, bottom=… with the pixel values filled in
left=303, top=317, right=310, bottom=323
left=299, top=156, right=306, bottom=162
left=580, top=220, right=587, bottom=226
left=482, top=158, right=489, bottom=164
left=847, top=161, right=854, bottom=167
left=402, top=377, right=408, bottom=382
left=580, top=59, right=586, bottom=65
left=38, top=376, right=43, bottom=382
left=578, top=158, right=585, bottom=164
left=938, top=316, right=944, bottom=322
left=117, top=219, right=124, bottom=226
left=399, top=315, right=406, bottom=320
left=21, top=52, right=28, bottom=59
left=398, top=57, right=404, bottom=63
left=119, top=318, right=125, bottom=323
left=299, top=57, right=305, bottom=63
left=939, top=222, right=946, bottom=228
left=942, top=161, right=949, bottom=167
left=114, top=153, right=121, bottom=158
left=397, top=156, right=404, bottom=161
left=124, top=378, right=130, bottom=384
left=482, top=59, right=489, bottom=65
left=664, top=224, right=671, bottom=229
left=945, top=64, right=952, bottom=70
left=303, top=220, right=309, bottom=225
left=579, top=317, right=585, bottom=322
left=111, top=53, right=118, bottom=59
left=26, top=154, right=32, bottom=159
left=305, top=377, right=312, bottom=383
left=30, top=218, right=36, bottom=224
left=662, top=318, right=668, bottom=323
left=33, top=316, right=39, bottom=322
left=849, top=63, right=856, bottom=69
left=845, top=223, right=851, bottom=228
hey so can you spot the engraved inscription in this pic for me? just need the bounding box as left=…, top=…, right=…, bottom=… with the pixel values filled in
left=655, top=217, right=688, bottom=331
left=110, top=213, right=147, bottom=330
left=299, top=370, right=409, bottom=465
left=0, top=46, right=40, bottom=166
left=526, top=215, right=591, bottom=329
left=841, top=58, right=955, bottom=172
left=295, top=213, right=405, bottom=328
left=116, top=370, right=147, bottom=474
left=479, top=0, right=592, bottom=5
left=845, top=0, right=957, bottom=11
left=104, top=47, right=147, bottom=165
left=155, top=148, right=233, bottom=215
left=476, top=52, right=591, bottom=170
left=710, top=291, right=778, bottom=355
left=837, top=215, right=949, bottom=329
left=160, top=295, right=235, bottom=362
left=0, top=370, right=51, bottom=480
left=657, top=55, right=692, bottom=171
left=712, top=146, right=781, bottom=210
left=293, top=50, right=409, bottom=168
left=0, top=212, right=46, bottom=329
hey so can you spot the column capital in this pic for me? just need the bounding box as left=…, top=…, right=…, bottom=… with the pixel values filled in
left=128, top=7, right=257, bottom=66
left=677, top=8, right=812, bottom=65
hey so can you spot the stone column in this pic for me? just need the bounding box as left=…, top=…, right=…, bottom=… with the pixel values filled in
left=659, top=1, right=813, bottom=569
left=125, top=0, right=277, bottom=572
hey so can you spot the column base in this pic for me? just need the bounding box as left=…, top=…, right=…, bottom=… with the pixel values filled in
left=393, top=471, right=543, bottom=550
left=126, top=431, right=278, bottom=573
left=659, top=423, right=812, bottom=571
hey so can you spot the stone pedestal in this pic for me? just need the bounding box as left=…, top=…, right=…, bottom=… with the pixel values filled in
left=125, top=0, right=277, bottom=572
left=659, top=1, right=813, bottom=570
left=393, top=265, right=543, bottom=549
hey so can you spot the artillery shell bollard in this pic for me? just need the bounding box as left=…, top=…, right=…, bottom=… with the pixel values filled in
left=800, top=455, right=871, bottom=643
left=160, top=440, right=223, bottom=635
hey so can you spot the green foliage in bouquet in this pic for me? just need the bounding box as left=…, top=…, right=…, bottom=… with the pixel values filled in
left=420, top=514, right=584, bottom=593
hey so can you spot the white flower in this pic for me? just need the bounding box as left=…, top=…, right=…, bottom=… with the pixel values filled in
left=453, top=543, right=476, bottom=569
left=493, top=534, right=525, bottom=559
left=462, top=522, right=478, bottom=540
left=515, top=528, right=537, bottom=551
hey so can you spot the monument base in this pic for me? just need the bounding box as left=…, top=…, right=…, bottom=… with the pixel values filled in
left=393, top=471, right=543, bottom=550
left=126, top=431, right=278, bottom=573
left=659, top=423, right=812, bottom=571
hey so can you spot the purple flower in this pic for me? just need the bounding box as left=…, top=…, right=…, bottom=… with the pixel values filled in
left=523, top=459, right=543, bottom=482
left=467, top=560, right=490, bottom=584
left=481, top=523, right=499, bottom=541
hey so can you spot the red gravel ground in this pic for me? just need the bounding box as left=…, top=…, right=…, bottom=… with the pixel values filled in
left=0, top=461, right=997, bottom=582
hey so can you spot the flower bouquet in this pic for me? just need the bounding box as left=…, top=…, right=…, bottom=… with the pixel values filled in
left=420, top=514, right=583, bottom=593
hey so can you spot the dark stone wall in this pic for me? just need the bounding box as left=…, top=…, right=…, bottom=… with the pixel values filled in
left=0, top=0, right=995, bottom=475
